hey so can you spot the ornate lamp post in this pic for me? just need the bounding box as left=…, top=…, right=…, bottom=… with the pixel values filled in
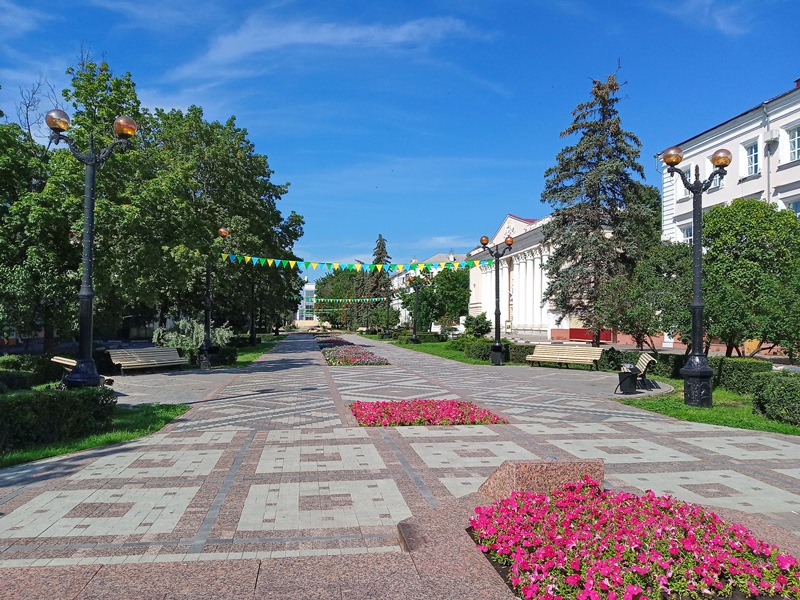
left=200, top=226, right=229, bottom=370
left=407, top=274, right=428, bottom=344
left=46, top=109, right=137, bottom=387
left=383, top=289, right=394, bottom=338
left=480, top=235, right=514, bottom=365
left=662, top=146, right=732, bottom=407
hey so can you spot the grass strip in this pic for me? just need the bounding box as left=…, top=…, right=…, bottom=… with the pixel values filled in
left=0, top=403, right=190, bottom=469
left=233, top=338, right=284, bottom=368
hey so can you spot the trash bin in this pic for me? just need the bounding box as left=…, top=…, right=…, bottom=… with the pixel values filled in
left=617, top=369, right=638, bottom=394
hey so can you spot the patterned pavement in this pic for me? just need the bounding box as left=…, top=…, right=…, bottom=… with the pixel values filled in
left=1, top=334, right=800, bottom=598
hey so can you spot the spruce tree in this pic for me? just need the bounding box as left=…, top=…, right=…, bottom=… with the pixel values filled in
left=540, top=73, right=660, bottom=346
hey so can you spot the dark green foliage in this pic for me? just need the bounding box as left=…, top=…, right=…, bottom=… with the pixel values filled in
left=0, top=386, right=117, bottom=451
left=0, top=354, right=63, bottom=385
left=464, top=338, right=493, bottom=361
left=508, top=344, right=532, bottom=364
left=752, top=371, right=800, bottom=426
left=540, top=73, right=660, bottom=346
left=464, top=313, right=492, bottom=338
left=707, top=357, right=773, bottom=396
left=0, top=369, right=37, bottom=390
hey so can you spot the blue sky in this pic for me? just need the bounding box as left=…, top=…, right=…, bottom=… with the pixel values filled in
left=1, top=0, right=798, bottom=278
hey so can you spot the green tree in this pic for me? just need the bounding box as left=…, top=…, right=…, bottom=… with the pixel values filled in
left=464, top=312, right=492, bottom=337
left=314, top=270, right=361, bottom=329
left=703, top=198, right=800, bottom=356
left=540, top=72, right=660, bottom=346
left=429, top=268, right=470, bottom=331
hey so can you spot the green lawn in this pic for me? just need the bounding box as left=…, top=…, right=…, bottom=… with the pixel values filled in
left=232, top=336, right=286, bottom=367
left=0, top=403, right=190, bottom=469
left=620, top=377, right=800, bottom=436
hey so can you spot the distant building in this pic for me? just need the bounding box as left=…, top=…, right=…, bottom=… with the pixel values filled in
left=293, top=281, right=317, bottom=326
left=660, top=78, right=800, bottom=242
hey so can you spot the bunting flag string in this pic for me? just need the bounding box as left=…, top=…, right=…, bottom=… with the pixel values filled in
left=312, top=297, right=387, bottom=304
left=220, top=253, right=492, bottom=271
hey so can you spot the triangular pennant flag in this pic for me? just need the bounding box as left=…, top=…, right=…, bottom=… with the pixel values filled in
left=244, top=255, right=252, bottom=264
left=222, top=253, right=230, bottom=261
left=275, top=259, right=283, bottom=267
left=354, top=264, right=362, bottom=272
left=289, top=260, right=297, bottom=268
left=267, top=258, right=274, bottom=266
left=250, top=257, right=258, bottom=265
left=259, top=258, right=266, bottom=266
left=375, top=264, right=383, bottom=272
left=312, top=262, right=319, bottom=270
left=303, top=262, right=310, bottom=269
left=333, top=263, right=340, bottom=270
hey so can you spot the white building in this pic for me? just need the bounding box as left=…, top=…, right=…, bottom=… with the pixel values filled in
left=293, top=281, right=317, bottom=327
left=468, top=214, right=576, bottom=340
left=661, top=78, right=800, bottom=242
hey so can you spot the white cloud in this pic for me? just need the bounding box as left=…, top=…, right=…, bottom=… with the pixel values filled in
left=0, top=0, right=49, bottom=38
left=169, top=14, right=477, bottom=81
left=651, top=0, right=751, bottom=35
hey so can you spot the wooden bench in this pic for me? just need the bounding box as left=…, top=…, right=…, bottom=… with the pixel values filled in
left=621, top=353, right=657, bottom=383
left=50, top=356, right=112, bottom=387
left=107, top=347, right=188, bottom=375
left=525, top=345, right=604, bottom=370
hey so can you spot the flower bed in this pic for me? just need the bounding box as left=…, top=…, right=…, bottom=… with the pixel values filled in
left=470, top=477, right=800, bottom=600
left=316, top=335, right=353, bottom=349
left=322, top=345, right=389, bottom=366
left=350, top=399, right=507, bottom=426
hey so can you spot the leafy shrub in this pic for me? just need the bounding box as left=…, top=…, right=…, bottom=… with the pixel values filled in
left=446, top=336, right=468, bottom=352
left=464, top=338, right=493, bottom=361
left=707, top=356, right=773, bottom=395
left=0, top=386, right=117, bottom=452
left=0, top=381, right=7, bottom=394
left=0, top=354, right=63, bottom=385
left=508, top=343, right=532, bottom=364
left=752, top=371, right=800, bottom=427
left=153, top=318, right=235, bottom=353
left=0, top=369, right=37, bottom=390
left=464, top=313, right=492, bottom=337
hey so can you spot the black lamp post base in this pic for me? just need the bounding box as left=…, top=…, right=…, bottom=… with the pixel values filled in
left=410, top=336, right=420, bottom=344
left=64, top=360, right=104, bottom=388
left=680, top=357, right=714, bottom=407
left=490, top=344, right=504, bottom=366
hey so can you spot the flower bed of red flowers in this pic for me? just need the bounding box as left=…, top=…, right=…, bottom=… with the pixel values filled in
left=470, top=477, right=800, bottom=600
left=322, top=345, right=390, bottom=365
left=350, top=398, right=507, bottom=426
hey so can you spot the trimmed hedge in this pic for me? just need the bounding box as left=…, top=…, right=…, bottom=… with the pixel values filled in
left=464, top=338, right=493, bottom=361
left=508, top=343, right=532, bottom=364
left=0, top=369, right=37, bottom=391
left=0, top=386, right=117, bottom=452
left=707, top=356, right=773, bottom=395
left=0, top=354, right=63, bottom=385
left=752, top=371, right=800, bottom=427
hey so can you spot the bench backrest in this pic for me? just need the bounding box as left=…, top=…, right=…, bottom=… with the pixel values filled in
left=107, top=347, right=184, bottom=364
left=636, top=353, right=657, bottom=373
left=532, top=346, right=603, bottom=359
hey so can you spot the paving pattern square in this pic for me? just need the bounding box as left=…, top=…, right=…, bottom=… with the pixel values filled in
left=411, top=441, right=537, bottom=468
left=395, top=426, right=498, bottom=438
left=256, top=444, right=386, bottom=473
left=70, top=450, right=223, bottom=479
left=266, top=428, right=368, bottom=442
left=548, top=438, right=698, bottom=463
left=0, top=487, right=199, bottom=538
left=137, top=431, right=239, bottom=445
left=680, top=436, right=800, bottom=460
left=439, top=477, right=486, bottom=498
left=237, top=479, right=411, bottom=530
left=612, top=470, right=800, bottom=514
left=627, top=421, right=730, bottom=433
left=514, top=422, right=620, bottom=436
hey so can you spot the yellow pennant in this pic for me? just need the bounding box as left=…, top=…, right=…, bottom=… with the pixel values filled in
left=312, top=262, right=319, bottom=270
left=267, top=258, right=274, bottom=266
left=289, top=260, right=297, bottom=268
left=333, top=263, right=340, bottom=270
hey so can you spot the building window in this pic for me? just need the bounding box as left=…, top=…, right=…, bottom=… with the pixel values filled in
left=745, top=142, right=759, bottom=176
left=681, top=225, right=693, bottom=246
left=790, top=201, right=800, bottom=216
left=790, top=127, right=800, bottom=162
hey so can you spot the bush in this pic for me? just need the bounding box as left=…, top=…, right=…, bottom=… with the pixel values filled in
left=0, top=354, right=63, bottom=385
left=707, top=356, right=773, bottom=396
left=153, top=318, right=235, bottom=354
left=464, top=313, right=492, bottom=337
left=0, top=369, right=37, bottom=390
left=464, top=338, right=493, bottom=362
left=752, top=371, right=800, bottom=426
left=508, top=343, right=532, bottom=364
left=0, top=386, right=117, bottom=452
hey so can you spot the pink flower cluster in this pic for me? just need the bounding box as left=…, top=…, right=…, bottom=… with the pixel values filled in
left=350, top=399, right=508, bottom=427
left=322, top=346, right=390, bottom=366
left=470, top=477, right=800, bottom=600
left=316, top=335, right=353, bottom=348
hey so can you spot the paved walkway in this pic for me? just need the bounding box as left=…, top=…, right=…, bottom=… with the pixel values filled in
left=1, top=334, right=800, bottom=599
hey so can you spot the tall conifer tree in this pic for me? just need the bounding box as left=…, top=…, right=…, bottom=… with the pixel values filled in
left=540, top=72, right=659, bottom=346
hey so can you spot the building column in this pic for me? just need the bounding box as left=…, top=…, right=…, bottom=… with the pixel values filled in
left=532, top=251, right=542, bottom=328
left=500, top=259, right=509, bottom=327
left=525, top=251, right=534, bottom=327
left=513, top=253, right=525, bottom=327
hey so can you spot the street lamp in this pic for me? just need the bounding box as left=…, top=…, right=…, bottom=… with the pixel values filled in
left=200, top=226, right=229, bottom=370
left=407, top=274, right=428, bottom=344
left=383, top=289, right=394, bottom=339
left=662, top=146, right=732, bottom=407
left=480, top=235, right=514, bottom=365
left=46, top=109, right=137, bottom=387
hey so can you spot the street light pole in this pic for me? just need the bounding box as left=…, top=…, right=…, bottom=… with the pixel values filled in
left=200, top=226, right=229, bottom=370
left=662, top=146, right=732, bottom=407
left=407, top=275, right=427, bottom=344
left=46, top=109, right=137, bottom=387
left=480, top=235, right=514, bottom=365
left=383, top=290, right=393, bottom=338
